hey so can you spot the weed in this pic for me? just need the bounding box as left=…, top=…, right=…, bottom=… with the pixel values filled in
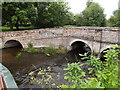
left=61, top=45, right=120, bottom=88
left=16, top=52, right=22, bottom=59
left=42, top=44, right=67, bottom=56
left=23, top=42, right=39, bottom=53
left=29, top=65, right=60, bottom=88
left=43, top=44, right=57, bottom=56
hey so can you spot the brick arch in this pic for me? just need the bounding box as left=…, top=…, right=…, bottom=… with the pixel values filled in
left=4, top=39, right=24, bottom=48
left=69, top=39, right=93, bottom=53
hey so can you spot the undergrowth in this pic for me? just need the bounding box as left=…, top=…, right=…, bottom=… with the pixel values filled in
left=60, top=45, right=120, bottom=88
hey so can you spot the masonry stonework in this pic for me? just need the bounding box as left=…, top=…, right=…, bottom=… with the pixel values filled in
left=0, top=27, right=119, bottom=54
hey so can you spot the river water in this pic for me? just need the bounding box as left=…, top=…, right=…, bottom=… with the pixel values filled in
left=1, top=47, right=88, bottom=88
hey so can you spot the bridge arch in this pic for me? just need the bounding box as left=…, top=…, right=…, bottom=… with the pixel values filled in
left=69, top=39, right=92, bottom=54
left=100, top=45, right=115, bottom=61
left=4, top=40, right=23, bottom=48
left=100, top=45, right=113, bottom=53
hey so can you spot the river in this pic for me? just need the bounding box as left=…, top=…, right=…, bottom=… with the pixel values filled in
left=1, top=47, right=86, bottom=88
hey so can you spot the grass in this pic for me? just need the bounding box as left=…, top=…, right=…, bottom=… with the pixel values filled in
left=23, top=42, right=40, bottom=53
left=57, top=25, right=80, bottom=28
left=0, top=26, right=36, bottom=31
left=42, top=45, right=68, bottom=56
left=0, top=25, right=80, bottom=32
left=21, top=43, right=67, bottom=56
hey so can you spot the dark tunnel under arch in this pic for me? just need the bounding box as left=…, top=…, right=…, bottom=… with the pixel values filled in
left=100, top=48, right=110, bottom=61
left=100, top=46, right=120, bottom=61
left=4, top=40, right=23, bottom=48
left=70, top=41, right=92, bottom=55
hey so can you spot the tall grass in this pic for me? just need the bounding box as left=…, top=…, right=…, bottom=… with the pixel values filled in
left=42, top=45, right=68, bottom=56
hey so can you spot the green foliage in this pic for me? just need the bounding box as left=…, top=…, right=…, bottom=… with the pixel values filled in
left=81, top=2, right=106, bottom=26
left=74, top=14, right=84, bottom=26
left=29, top=66, right=53, bottom=88
left=60, top=78, right=103, bottom=88
left=107, top=16, right=117, bottom=27
left=66, top=12, right=76, bottom=25
left=80, top=53, right=102, bottom=74
left=31, top=2, right=70, bottom=28
left=95, top=45, right=120, bottom=88
left=23, top=44, right=67, bottom=55
left=57, top=45, right=67, bottom=54
left=2, top=2, right=37, bottom=30
left=62, top=62, right=103, bottom=88
left=57, top=25, right=79, bottom=28
left=80, top=78, right=103, bottom=88
left=26, top=48, right=39, bottom=53
left=24, top=42, right=39, bottom=53
left=107, top=9, right=120, bottom=27
left=86, top=0, right=93, bottom=7
left=64, top=62, right=85, bottom=87
left=82, top=56, right=102, bottom=73
left=42, top=45, right=67, bottom=56
left=43, top=45, right=57, bottom=56
left=16, top=52, right=22, bottom=59
left=2, top=2, right=71, bottom=29
left=29, top=65, right=60, bottom=88
left=62, top=45, right=120, bottom=88
left=1, top=26, right=35, bottom=31
left=60, top=84, right=70, bottom=88
left=27, top=42, right=33, bottom=48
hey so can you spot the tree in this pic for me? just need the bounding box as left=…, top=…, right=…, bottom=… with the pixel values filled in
left=66, top=12, right=75, bottom=25
left=107, top=9, right=120, bottom=27
left=74, top=14, right=83, bottom=26
left=2, top=2, right=70, bottom=29
left=2, top=2, right=37, bottom=30
left=86, top=0, right=93, bottom=7
left=81, top=2, right=106, bottom=27
left=32, top=2, right=70, bottom=28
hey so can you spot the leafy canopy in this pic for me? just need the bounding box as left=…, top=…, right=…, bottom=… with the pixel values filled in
left=107, top=9, right=120, bottom=27
left=81, top=2, right=106, bottom=26
left=32, top=2, right=70, bottom=28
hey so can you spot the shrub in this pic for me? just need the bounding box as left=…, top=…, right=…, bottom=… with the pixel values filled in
left=27, top=48, right=39, bottom=53
left=64, top=62, right=85, bottom=85
left=43, top=45, right=57, bottom=56
left=24, top=42, right=39, bottom=53
left=95, top=45, right=120, bottom=88
left=61, top=45, right=120, bottom=88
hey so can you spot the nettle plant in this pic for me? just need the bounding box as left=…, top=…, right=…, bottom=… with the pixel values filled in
left=61, top=62, right=103, bottom=88
left=96, top=45, right=120, bottom=88
left=61, top=45, right=120, bottom=88
left=80, top=53, right=102, bottom=75
left=63, top=62, right=85, bottom=88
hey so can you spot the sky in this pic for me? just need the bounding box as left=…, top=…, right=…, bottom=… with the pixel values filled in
left=65, top=0, right=119, bottom=19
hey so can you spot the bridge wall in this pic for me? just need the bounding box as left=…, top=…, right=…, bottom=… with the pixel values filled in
left=0, top=27, right=119, bottom=54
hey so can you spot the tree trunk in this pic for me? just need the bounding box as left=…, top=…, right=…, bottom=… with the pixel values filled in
left=15, top=24, right=19, bottom=30
left=15, top=17, right=19, bottom=30
left=9, top=20, right=13, bottom=30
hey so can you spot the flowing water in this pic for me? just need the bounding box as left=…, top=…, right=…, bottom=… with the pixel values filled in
left=1, top=47, right=89, bottom=88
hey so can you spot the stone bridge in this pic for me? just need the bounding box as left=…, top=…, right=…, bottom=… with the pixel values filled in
left=0, top=27, right=120, bottom=55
